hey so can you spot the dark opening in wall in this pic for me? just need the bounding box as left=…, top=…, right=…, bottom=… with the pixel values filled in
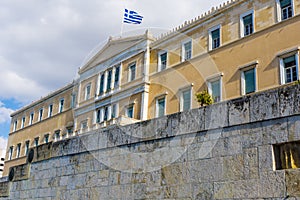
left=273, top=141, right=300, bottom=170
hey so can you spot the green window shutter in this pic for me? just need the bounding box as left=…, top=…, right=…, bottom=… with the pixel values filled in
left=280, top=0, right=291, bottom=7
left=182, top=90, right=191, bottom=111
left=211, top=29, right=220, bottom=40
left=245, top=69, right=255, bottom=94
left=211, top=80, right=221, bottom=102
left=243, top=14, right=252, bottom=25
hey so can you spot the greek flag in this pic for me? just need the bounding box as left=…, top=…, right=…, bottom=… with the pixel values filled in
left=123, top=9, right=143, bottom=24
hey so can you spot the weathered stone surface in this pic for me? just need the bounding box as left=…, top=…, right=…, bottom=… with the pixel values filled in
left=285, top=169, right=300, bottom=197
left=0, top=182, right=9, bottom=197
left=228, top=96, right=250, bottom=126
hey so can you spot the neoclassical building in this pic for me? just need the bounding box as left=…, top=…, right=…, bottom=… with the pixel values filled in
left=3, top=0, right=300, bottom=176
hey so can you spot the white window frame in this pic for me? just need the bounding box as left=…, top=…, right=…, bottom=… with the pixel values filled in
left=71, top=93, right=76, bottom=108
left=13, top=120, right=17, bottom=132
left=128, top=62, right=136, bottom=82
left=114, top=64, right=122, bottom=89
left=239, top=61, right=258, bottom=95
left=21, top=117, right=25, bottom=128
left=16, top=143, right=21, bottom=158
left=179, top=86, right=193, bottom=112
left=126, top=104, right=135, bottom=118
left=111, top=103, right=119, bottom=119
left=240, top=10, right=254, bottom=38
left=155, top=95, right=166, bottom=118
left=206, top=73, right=223, bottom=103
left=8, top=146, right=13, bottom=160
left=34, top=137, right=39, bottom=147
left=158, top=50, right=168, bottom=71
left=181, top=39, right=192, bottom=62
left=59, top=98, right=64, bottom=113
left=85, top=84, right=91, bottom=100
left=48, top=104, right=53, bottom=117
left=39, top=108, right=43, bottom=121
left=209, top=24, right=221, bottom=51
left=81, top=120, right=88, bottom=130
left=276, top=0, right=294, bottom=22
left=279, top=50, right=299, bottom=85
left=29, top=112, right=34, bottom=125
left=44, top=134, right=49, bottom=143
left=25, top=140, right=30, bottom=156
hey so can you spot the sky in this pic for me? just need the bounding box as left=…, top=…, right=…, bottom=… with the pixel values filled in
left=0, top=0, right=225, bottom=147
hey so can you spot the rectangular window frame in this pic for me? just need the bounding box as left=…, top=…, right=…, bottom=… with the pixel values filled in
left=39, top=108, right=43, bottom=122
left=16, top=143, right=21, bottom=158
left=239, top=61, right=258, bottom=95
left=48, top=104, right=53, bottom=117
left=181, top=40, right=192, bottom=62
left=156, top=96, right=166, bottom=118
left=59, top=98, right=64, bottom=113
left=21, top=117, right=25, bottom=128
left=126, top=104, right=134, bottom=118
left=29, top=112, right=34, bottom=125
left=276, top=0, right=294, bottom=22
left=13, top=120, right=17, bottom=132
left=25, top=140, right=30, bottom=156
left=85, top=84, right=91, bottom=100
left=8, top=146, right=13, bottom=160
left=128, top=62, right=136, bottom=82
left=34, top=137, right=39, bottom=147
left=240, top=10, right=254, bottom=38
left=180, top=86, right=192, bottom=112
left=158, top=50, right=168, bottom=71
left=207, top=73, right=223, bottom=103
left=278, top=49, right=299, bottom=85
left=44, top=134, right=49, bottom=144
left=114, top=65, right=121, bottom=88
left=209, top=25, right=221, bottom=51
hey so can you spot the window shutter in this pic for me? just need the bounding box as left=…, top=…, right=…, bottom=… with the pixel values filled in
left=245, top=69, right=255, bottom=94
left=280, top=0, right=291, bottom=7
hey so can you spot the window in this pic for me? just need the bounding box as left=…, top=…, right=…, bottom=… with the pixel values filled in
left=280, top=54, right=299, bottom=84
left=25, top=140, right=30, bottom=155
left=273, top=141, right=300, bottom=170
left=106, top=70, right=112, bottom=92
left=85, top=84, right=91, bottom=100
left=55, top=130, right=60, bottom=141
left=21, top=117, right=25, bottom=128
left=99, top=74, right=105, bottom=95
left=59, top=99, right=64, bottom=113
left=67, top=127, right=74, bottom=136
left=156, top=97, right=166, bottom=118
left=126, top=104, right=134, bottom=118
left=13, top=120, right=17, bottom=132
left=81, top=120, right=88, bottom=130
left=158, top=51, right=167, bottom=71
left=278, top=0, right=293, bottom=21
left=128, top=63, right=136, bottom=82
left=241, top=68, right=256, bottom=95
left=44, top=134, right=49, bottom=143
left=71, top=94, right=76, bottom=108
left=182, top=40, right=192, bottom=61
left=48, top=104, right=53, bottom=117
left=112, top=104, right=118, bottom=119
left=114, top=66, right=120, bottom=88
left=16, top=143, right=21, bottom=158
left=209, top=25, right=221, bottom=50
left=104, top=106, right=109, bottom=121
left=240, top=11, right=254, bottom=37
left=39, top=108, right=43, bottom=121
left=96, top=109, right=101, bottom=123
left=181, top=89, right=192, bottom=111
left=29, top=113, right=34, bottom=125
left=208, top=78, right=222, bottom=103
left=34, top=137, right=39, bottom=147
left=8, top=146, right=13, bottom=160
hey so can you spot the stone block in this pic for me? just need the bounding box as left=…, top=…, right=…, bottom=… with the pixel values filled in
left=287, top=115, right=300, bottom=141
left=0, top=181, right=10, bottom=197
left=285, top=169, right=300, bottom=197
left=223, top=154, right=244, bottom=181
left=228, top=96, right=250, bottom=126
left=205, top=102, right=228, bottom=130
left=261, top=118, right=288, bottom=145
left=243, top=148, right=259, bottom=179
left=192, top=182, right=213, bottom=200
left=258, top=171, right=286, bottom=198
left=250, top=90, right=279, bottom=122
left=258, top=145, right=274, bottom=173
left=278, top=86, right=297, bottom=117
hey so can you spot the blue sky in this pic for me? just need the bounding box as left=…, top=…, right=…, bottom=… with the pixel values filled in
left=0, top=0, right=225, bottom=146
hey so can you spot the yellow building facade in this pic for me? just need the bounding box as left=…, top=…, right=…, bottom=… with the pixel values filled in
left=3, top=0, right=300, bottom=176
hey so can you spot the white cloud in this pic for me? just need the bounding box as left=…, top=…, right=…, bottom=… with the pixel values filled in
left=0, top=136, right=8, bottom=152
left=0, top=102, right=14, bottom=124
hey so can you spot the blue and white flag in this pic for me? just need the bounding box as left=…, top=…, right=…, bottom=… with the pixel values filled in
left=123, top=9, right=143, bottom=24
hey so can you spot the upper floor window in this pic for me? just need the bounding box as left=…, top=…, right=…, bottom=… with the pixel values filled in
left=99, top=74, right=105, bottom=95
left=25, top=140, right=30, bottom=156
left=34, top=137, right=39, bottom=147
left=182, top=40, right=192, bottom=61
left=128, top=62, right=136, bottom=82
left=278, top=0, right=293, bottom=21
left=59, top=99, right=64, bottom=113
left=48, top=104, right=53, bottom=117
left=180, top=88, right=192, bottom=111
left=96, top=109, right=101, bottom=123
left=16, top=143, right=21, bottom=158
left=55, top=130, right=60, bottom=142
left=81, top=120, right=88, bottom=130
left=44, top=134, right=49, bottom=143
left=71, top=94, right=76, bottom=108
left=107, top=69, right=113, bottom=92
left=29, top=113, right=34, bottom=125
left=13, top=120, right=17, bottom=132
left=241, top=67, right=257, bottom=95
left=156, top=96, right=166, bottom=118
left=280, top=54, right=299, bottom=84
left=8, top=146, right=13, bottom=160
left=112, top=104, right=118, bottom=119
left=85, top=84, right=91, bottom=100
left=158, top=51, right=167, bottom=71
left=240, top=11, right=254, bottom=37
left=39, top=108, right=43, bottom=121
left=209, top=25, right=221, bottom=50
left=126, top=104, right=134, bottom=118
left=21, top=117, right=25, bottom=128
left=207, top=75, right=222, bottom=103
left=114, top=66, right=120, bottom=88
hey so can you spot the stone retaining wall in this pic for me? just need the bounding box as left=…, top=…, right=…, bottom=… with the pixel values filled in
left=1, top=84, right=300, bottom=199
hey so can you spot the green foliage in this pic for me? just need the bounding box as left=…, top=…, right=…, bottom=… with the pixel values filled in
left=195, top=90, right=214, bottom=106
